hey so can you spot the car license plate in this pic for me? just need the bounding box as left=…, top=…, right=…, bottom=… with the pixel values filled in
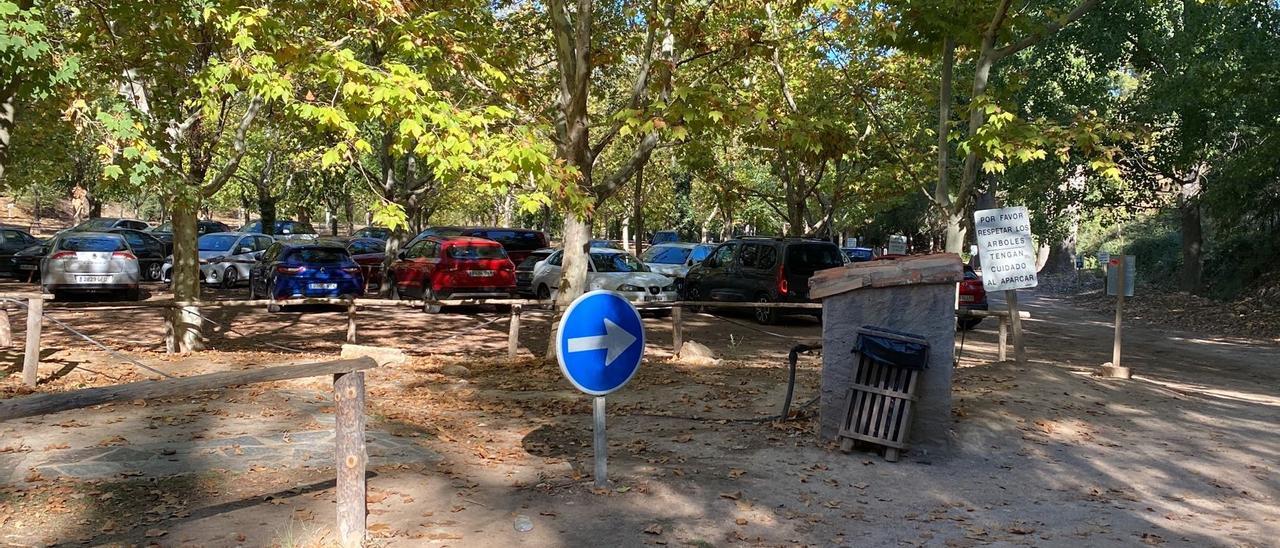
left=19, top=265, right=36, bottom=270
left=75, top=275, right=111, bottom=283
left=643, top=295, right=663, bottom=302
left=469, top=270, right=494, bottom=277
left=959, top=295, right=975, bottom=303
left=309, top=283, right=338, bottom=290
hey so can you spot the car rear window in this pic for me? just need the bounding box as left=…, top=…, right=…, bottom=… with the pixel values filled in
left=280, top=221, right=317, bottom=235
left=348, top=239, right=384, bottom=255
left=785, top=243, right=844, bottom=273
left=198, top=234, right=238, bottom=251
left=449, top=245, right=507, bottom=260
left=286, top=248, right=350, bottom=263
left=58, top=235, right=127, bottom=252
left=641, top=246, right=691, bottom=264
left=591, top=252, right=647, bottom=273
left=471, top=230, right=547, bottom=251
left=517, top=251, right=552, bottom=271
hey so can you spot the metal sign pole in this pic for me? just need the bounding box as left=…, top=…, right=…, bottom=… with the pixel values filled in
left=1101, top=255, right=1131, bottom=379
left=593, top=396, right=607, bottom=488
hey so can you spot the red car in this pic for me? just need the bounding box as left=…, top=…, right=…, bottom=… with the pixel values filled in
left=387, top=235, right=516, bottom=311
left=957, top=265, right=988, bottom=330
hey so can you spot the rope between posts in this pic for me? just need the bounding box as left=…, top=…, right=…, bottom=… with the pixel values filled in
left=3, top=297, right=174, bottom=379
left=422, top=314, right=507, bottom=348
left=178, top=305, right=305, bottom=354
left=691, top=310, right=806, bottom=340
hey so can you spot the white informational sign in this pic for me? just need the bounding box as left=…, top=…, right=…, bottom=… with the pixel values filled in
left=888, top=235, right=908, bottom=255
left=1097, top=250, right=1110, bottom=268
left=1106, top=256, right=1136, bottom=297
left=973, top=206, right=1039, bottom=292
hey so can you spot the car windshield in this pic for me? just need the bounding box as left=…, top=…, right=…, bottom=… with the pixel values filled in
left=151, top=222, right=172, bottom=232
left=286, top=248, right=349, bottom=263
left=786, top=244, right=844, bottom=274
left=642, top=246, right=691, bottom=264
left=75, top=219, right=117, bottom=231
left=58, top=235, right=126, bottom=252
left=591, top=252, right=647, bottom=273
left=449, top=245, right=506, bottom=259
left=474, top=230, right=547, bottom=251
left=356, top=227, right=389, bottom=239
left=281, top=221, right=316, bottom=234
left=198, top=234, right=238, bottom=251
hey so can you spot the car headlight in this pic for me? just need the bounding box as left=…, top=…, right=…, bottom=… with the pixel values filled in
left=662, top=284, right=676, bottom=292
left=617, top=284, right=644, bottom=292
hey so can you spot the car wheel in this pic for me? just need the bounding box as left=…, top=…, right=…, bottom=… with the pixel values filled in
left=146, top=262, right=162, bottom=281
left=266, top=277, right=281, bottom=313
left=222, top=266, right=238, bottom=289
left=684, top=285, right=705, bottom=313
left=423, top=287, right=442, bottom=314
left=536, top=284, right=554, bottom=310
left=754, top=294, right=777, bottom=325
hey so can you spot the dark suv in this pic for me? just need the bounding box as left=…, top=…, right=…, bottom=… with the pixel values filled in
left=683, top=237, right=845, bottom=324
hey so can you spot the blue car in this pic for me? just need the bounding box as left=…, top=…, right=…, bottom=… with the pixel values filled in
left=248, top=240, right=365, bottom=311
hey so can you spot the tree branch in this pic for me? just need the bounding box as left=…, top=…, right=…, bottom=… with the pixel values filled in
left=993, top=0, right=1100, bottom=61
left=201, top=95, right=263, bottom=199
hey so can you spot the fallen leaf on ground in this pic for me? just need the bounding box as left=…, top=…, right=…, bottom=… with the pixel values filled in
left=644, top=524, right=664, bottom=535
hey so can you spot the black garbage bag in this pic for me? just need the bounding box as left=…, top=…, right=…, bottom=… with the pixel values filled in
left=853, top=326, right=930, bottom=370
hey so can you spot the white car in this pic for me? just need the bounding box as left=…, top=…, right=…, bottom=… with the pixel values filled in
left=532, top=247, right=678, bottom=307
left=641, top=242, right=716, bottom=278
left=161, top=232, right=274, bottom=288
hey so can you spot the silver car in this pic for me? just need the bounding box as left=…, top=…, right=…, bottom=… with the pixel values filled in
left=161, top=232, right=273, bottom=288
left=41, top=232, right=141, bottom=300
left=641, top=242, right=716, bottom=278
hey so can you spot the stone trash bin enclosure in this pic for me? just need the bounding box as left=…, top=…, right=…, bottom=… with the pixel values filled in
left=808, top=253, right=964, bottom=457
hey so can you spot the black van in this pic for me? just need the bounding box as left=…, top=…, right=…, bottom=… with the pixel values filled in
left=408, top=226, right=549, bottom=264
left=682, top=237, right=845, bottom=324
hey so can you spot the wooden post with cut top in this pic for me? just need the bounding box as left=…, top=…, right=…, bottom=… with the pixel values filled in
left=508, top=305, right=522, bottom=359
left=23, top=297, right=43, bottom=386
left=997, top=317, right=1008, bottom=362
left=1005, top=290, right=1025, bottom=363
left=346, top=300, right=358, bottom=344
left=333, top=370, right=367, bottom=548
left=0, top=301, right=11, bottom=348
left=671, top=305, right=683, bottom=355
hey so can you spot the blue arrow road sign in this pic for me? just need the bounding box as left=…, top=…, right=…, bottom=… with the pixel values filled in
left=557, top=290, right=645, bottom=396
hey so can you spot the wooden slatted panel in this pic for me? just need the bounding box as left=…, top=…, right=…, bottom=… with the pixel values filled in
left=837, top=354, right=921, bottom=461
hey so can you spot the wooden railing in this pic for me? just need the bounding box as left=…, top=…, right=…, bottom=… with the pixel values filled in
left=0, top=357, right=378, bottom=547
left=0, top=291, right=52, bottom=386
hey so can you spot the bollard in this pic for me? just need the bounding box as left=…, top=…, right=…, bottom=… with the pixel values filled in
left=23, top=297, right=43, bottom=386
left=333, top=370, right=367, bottom=547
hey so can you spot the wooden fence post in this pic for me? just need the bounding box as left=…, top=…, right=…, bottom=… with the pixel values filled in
left=0, top=301, right=11, bottom=348
left=672, top=305, right=683, bottom=355
left=333, top=370, right=367, bottom=548
left=508, top=305, right=521, bottom=359
left=23, top=297, right=43, bottom=386
left=346, top=300, right=358, bottom=344
left=998, top=317, right=1008, bottom=362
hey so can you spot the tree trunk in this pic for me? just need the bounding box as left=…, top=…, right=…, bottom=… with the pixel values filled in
left=944, top=210, right=966, bottom=255
left=0, top=90, right=14, bottom=182
left=169, top=198, right=203, bottom=353
left=379, top=231, right=405, bottom=297
left=1179, top=183, right=1203, bottom=292
left=633, top=163, right=644, bottom=253
left=257, top=194, right=277, bottom=236
left=557, top=211, right=592, bottom=307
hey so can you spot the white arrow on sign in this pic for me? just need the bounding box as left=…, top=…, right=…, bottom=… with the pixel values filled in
left=566, top=318, right=637, bottom=366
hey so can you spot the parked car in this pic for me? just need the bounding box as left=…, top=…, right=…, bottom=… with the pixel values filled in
left=148, top=220, right=232, bottom=254
left=106, top=228, right=167, bottom=281
left=345, top=237, right=387, bottom=292
left=10, top=240, right=50, bottom=282
left=352, top=226, right=392, bottom=240
left=0, top=227, right=40, bottom=277
left=515, top=248, right=555, bottom=296
left=531, top=247, right=677, bottom=308
left=240, top=219, right=318, bottom=240
left=641, top=242, right=715, bottom=279
left=650, top=230, right=680, bottom=245
left=163, top=232, right=274, bottom=287
left=588, top=239, right=624, bottom=250
left=248, top=240, right=365, bottom=311
left=842, top=247, right=876, bottom=262
left=41, top=232, right=141, bottom=300
left=387, top=236, right=516, bottom=312
left=957, top=264, right=988, bottom=330
left=407, top=226, right=549, bottom=264
left=67, top=217, right=150, bottom=232
left=683, top=237, right=844, bottom=324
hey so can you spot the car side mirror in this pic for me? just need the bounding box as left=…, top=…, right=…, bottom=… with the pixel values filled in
left=397, top=251, right=406, bottom=260
left=237, top=246, right=253, bottom=254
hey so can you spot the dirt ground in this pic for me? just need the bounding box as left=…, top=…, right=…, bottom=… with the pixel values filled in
left=0, top=279, right=1277, bottom=547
